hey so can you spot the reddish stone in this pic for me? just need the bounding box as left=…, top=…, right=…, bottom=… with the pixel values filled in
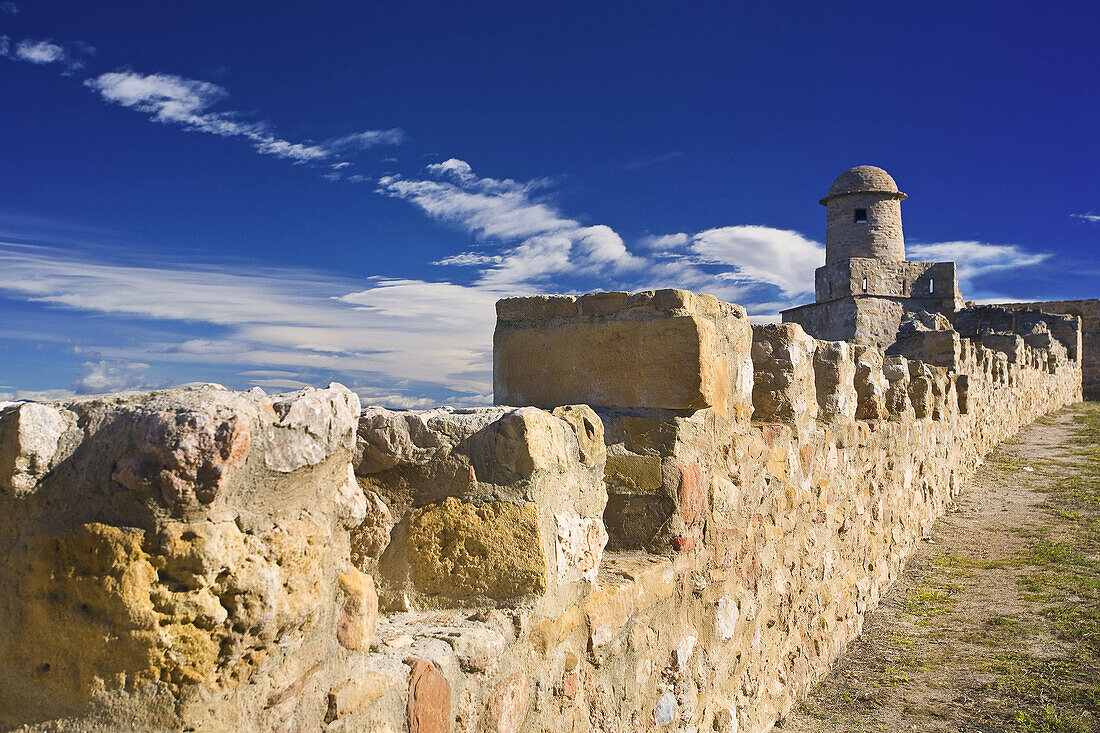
left=677, top=462, right=707, bottom=526
left=406, top=658, right=451, bottom=733
left=485, top=673, right=528, bottom=733
left=816, top=511, right=827, bottom=524
left=561, top=671, right=579, bottom=698
left=671, top=536, right=695, bottom=552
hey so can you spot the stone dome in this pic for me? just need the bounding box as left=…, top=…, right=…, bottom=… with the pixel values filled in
left=820, top=166, right=907, bottom=204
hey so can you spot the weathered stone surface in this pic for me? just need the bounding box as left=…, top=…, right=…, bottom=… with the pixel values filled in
left=853, top=345, right=889, bottom=420
left=813, top=340, right=857, bottom=423
left=604, top=453, right=662, bottom=493
left=337, top=569, right=378, bottom=651
left=357, top=407, right=447, bottom=474
left=406, top=658, right=451, bottom=733
left=112, top=410, right=251, bottom=505
left=551, top=405, right=605, bottom=466
left=495, top=289, right=752, bottom=418
left=264, top=383, right=359, bottom=472
left=485, top=672, right=527, bottom=733
left=407, top=498, right=546, bottom=599
left=555, top=512, right=607, bottom=583
left=751, top=323, right=818, bottom=425
left=0, top=403, right=68, bottom=494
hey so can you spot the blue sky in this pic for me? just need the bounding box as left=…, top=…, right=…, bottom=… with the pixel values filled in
left=2, top=1, right=1098, bottom=407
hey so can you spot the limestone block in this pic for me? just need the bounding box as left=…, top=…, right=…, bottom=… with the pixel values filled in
left=0, top=403, right=69, bottom=495
left=812, top=340, right=857, bottom=423
left=495, top=289, right=753, bottom=418
left=555, top=511, right=607, bottom=583
left=981, top=332, right=1025, bottom=363
left=894, top=327, right=961, bottom=368
left=264, top=383, right=360, bottom=472
left=751, top=323, right=818, bottom=425
left=112, top=409, right=252, bottom=505
left=603, top=493, right=675, bottom=551
left=357, top=407, right=447, bottom=474
left=909, top=376, right=933, bottom=419
left=551, top=405, right=606, bottom=466
left=407, top=498, right=547, bottom=600
left=852, top=345, right=889, bottom=420
left=882, top=356, right=912, bottom=417
left=604, top=452, right=662, bottom=492
left=337, top=569, right=379, bottom=651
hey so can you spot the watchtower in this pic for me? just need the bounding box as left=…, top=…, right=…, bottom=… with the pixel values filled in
left=822, top=165, right=907, bottom=264
left=781, top=166, right=961, bottom=349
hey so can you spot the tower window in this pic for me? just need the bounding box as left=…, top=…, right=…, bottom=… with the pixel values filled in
left=862, top=278, right=868, bottom=292
left=854, top=208, right=868, bottom=223
left=929, top=278, right=935, bottom=294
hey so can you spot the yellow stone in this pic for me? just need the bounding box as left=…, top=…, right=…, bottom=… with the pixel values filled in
left=408, top=498, right=547, bottom=598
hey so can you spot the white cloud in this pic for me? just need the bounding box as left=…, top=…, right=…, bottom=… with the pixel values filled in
left=907, top=241, right=1048, bottom=286
left=682, top=226, right=824, bottom=297
left=0, top=243, right=497, bottom=398
left=1072, top=213, right=1100, bottom=224
left=14, top=39, right=65, bottom=64
left=0, top=389, right=76, bottom=403
left=1, top=37, right=91, bottom=73
left=74, top=360, right=151, bottom=394
left=0, top=2, right=17, bottom=14
left=84, top=71, right=403, bottom=166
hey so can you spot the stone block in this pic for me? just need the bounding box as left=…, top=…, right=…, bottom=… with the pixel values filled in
left=813, top=340, right=857, bottom=423
left=981, top=332, right=1025, bottom=363
left=894, top=328, right=961, bottom=368
left=407, top=498, right=547, bottom=600
left=604, top=453, right=662, bottom=493
left=751, top=323, right=818, bottom=425
left=852, top=345, right=889, bottom=420
left=495, top=289, right=753, bottom=418
left=0, top=403, right=69, bottom=495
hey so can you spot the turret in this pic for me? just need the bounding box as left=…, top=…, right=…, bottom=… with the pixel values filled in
left=821, top=165, right=907, bottom=264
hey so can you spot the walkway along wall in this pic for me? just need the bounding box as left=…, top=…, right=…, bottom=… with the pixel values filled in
left=0, top=288, right=1082, bottom=732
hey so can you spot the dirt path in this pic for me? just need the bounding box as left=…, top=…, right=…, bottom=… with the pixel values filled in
left=778, top=404, right=1100, bottom=733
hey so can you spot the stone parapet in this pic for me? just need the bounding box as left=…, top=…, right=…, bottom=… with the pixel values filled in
left=494, top=289, right=753, bottom=419
left=0, top=288, right=1085, bottom=733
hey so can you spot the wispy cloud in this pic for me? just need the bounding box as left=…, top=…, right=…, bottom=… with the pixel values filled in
left=622, top=151, right=684, bottom=171
left=84, top=71, right=403, bottom=166
left=0, top=36, right=93, bottom=74
left=1072, top=213, right=1100, bottom=224
left=0, top=2, right=17, bottom=14
left=74, top=359, right=152, bottom=394
left=907, top=241, right=1049, bottom=288
left=380, top=159, right=824, bottom=306
left=0, top=242, right=496, bottom=404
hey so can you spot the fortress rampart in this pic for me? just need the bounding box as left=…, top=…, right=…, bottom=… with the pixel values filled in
left=0, top=286, right=1082, bottom=733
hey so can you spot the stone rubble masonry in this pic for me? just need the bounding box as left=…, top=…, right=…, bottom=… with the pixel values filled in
left=991, top=299, right=1100, bottom=399
left=0, top=287, right=1085, bottom=733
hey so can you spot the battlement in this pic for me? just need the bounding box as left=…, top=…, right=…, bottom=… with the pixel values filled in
left=0, top=288, right=1081, bottom=732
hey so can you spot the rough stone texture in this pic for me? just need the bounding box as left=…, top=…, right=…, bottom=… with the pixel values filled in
left=751, top=323, right=818, bottom=424
left=0, top=383, right=364, bottom=731
left=494, top=289, right=753, bottom=419
left=353, top=404, right=607, bottom=612
left=813, top=341, right=857, bottom=423
left=993, top=299, right=1100, bottom=398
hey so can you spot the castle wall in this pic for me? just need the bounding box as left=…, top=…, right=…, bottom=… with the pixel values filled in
left=990, top=299, right=1100, bottom=399
left=814, top=258, right=959, bottom=305
left=0, top=289, right=1082, bottom=733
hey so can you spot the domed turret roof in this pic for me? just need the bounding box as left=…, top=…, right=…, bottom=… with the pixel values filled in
left=820, top=166, right=907, bottom=204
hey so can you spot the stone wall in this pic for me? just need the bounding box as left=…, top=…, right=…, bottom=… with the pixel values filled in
left=0, top=288, right=1083, bottom=733
left=991, top=299, right=1100, bottom=399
